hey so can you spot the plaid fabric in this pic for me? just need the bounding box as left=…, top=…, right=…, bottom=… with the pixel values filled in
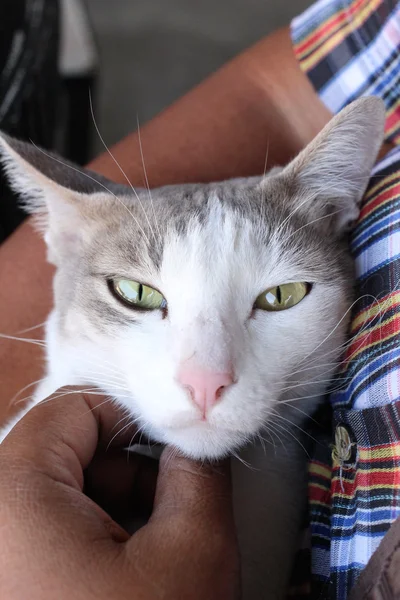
left=330, top=152, right=400, bottom=597
left=289, top=2, right=400, bottom=599
left=291, top=0, right=400, bottom=144
left=301, top=147, right=400, bottom=600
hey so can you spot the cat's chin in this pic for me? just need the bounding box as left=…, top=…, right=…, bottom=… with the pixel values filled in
left=153, top=422, right=250, bottom=460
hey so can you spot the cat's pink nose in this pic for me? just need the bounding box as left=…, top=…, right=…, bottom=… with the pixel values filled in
left=177, top=368, right=234, bottom=416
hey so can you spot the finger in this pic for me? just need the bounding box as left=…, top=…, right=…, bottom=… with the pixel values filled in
left=0, top=389, right=141, bottom=561
left=124, top=448, right=240, bottom=600
left=1, top=388, right=138, bottom=490
left=151, top=449, right=238, bottom=572
left=1, top=389, right=160, bottom=539
left=152, top=447, right=234, bottom=526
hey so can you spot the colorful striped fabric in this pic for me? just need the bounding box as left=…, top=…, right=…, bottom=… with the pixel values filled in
left=292, top=0, right=400, bottom=144
left=304, top=148, right=400, bottom=600
left=290, top=2, right=400, bottom=599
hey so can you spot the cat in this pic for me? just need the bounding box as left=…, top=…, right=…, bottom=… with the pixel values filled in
left=0, top=97, right=385, bottom=599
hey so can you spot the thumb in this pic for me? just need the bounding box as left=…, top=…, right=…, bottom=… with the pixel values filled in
left=151, top=447, right=235, bottom=527
left=124, top=448, right=240, bottom=600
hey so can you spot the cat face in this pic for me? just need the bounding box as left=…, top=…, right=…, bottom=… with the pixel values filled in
left=0, top=97, right=385, bottom=458
left=47, top=185, right=353, bottom=458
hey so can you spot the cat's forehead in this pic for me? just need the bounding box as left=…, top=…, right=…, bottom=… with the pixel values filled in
left=140, top=177, right=269, bottom=236
left=85, top=178, right=341, bottom=284
left=87, top=179, right=265, bottom=269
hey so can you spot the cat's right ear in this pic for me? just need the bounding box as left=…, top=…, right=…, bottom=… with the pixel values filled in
left=266, top=97, right=386, bottom=235
left=0, top=134, right=125, bottom=265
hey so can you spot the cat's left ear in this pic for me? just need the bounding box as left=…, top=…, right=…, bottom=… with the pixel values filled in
left=270, top=96, right=386, bottom=235
left=0, top=134, right=126, bottom=265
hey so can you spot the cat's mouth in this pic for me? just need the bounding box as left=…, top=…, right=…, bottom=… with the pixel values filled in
left=165, top=420, right=243, bottom=434
left=128, top=417, right=250, bottom=460
left=161, top=421, right=251, bottom=459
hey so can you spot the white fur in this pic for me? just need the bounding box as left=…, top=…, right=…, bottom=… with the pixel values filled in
left=34, top=205, right=343, bottom=460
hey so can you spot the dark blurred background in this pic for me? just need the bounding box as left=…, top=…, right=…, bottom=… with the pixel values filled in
left=83, top=0, right=311, bottom=153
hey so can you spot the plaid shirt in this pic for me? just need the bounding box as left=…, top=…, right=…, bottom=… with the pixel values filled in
left=289, top=2, right=400, bottom=598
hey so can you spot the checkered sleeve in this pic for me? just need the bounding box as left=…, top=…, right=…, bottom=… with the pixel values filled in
left=299, top=147, right=400, bottom=600
left=327, top=148, right=400, bottom=598
left=291, top=0, right=400, bottom=144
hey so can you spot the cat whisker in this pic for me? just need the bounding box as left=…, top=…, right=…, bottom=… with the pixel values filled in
left=13, top=387, right=116, bottom=416
left=263, top=140, right=270, bottom=177
left=256, top=429, right=280, bottom=455
left=16, top=321, right=47, bottom=334
left=13, top=387, right=106, bottom=413
left=110, top=411, right=133, bottom=433
left=79, top=376, right=129, bottom=392
left=269, top=408, right=318, bottom=444
left=259, top=423, right=288, bottom=454
left=79, top=371, right=129, bottom=388
left=251, top=320, right=368, bottom=385
left=261, top=139, right=270, bottom=205
left=70, top=352, right=133, bottom=376
left=0, top=332, right=45, bottom=347
left=78, top=367, right=128, bottom=382
left=136, top=422, right=148, bottom=448
left=276, top=401, right=320, bottom=423
left=53, top=370, right=130, bottom=394
left=278, top=370, right=353, bottom=401
left=278, top=376, right=345, bottom=393
left=89, top=93, right=157, bottom=245
left=65, top=356, right=131, bottom=382
left=267, top=419, right=310, bottom=458
left=106, top=417, right=140, bottom=452
left=80, top=395, right=117, bottom=418
left=285, top=207, right=345, bottom=241
left=279, top=322, right=380, bottom=379
left=278, top=291, right=390, bottom=389
left=271, top=189, right=319, bottom=242
left=126, top=421, right=142, bottom=459
left=8, top=377, right=48, bottom=408
left=256, top=431, right=268, bottom=454
left=161, top=444, right=180, bottom=472
left=270, top=361, right=345, bottom=384
left=136, top=114, right=162, bottom=243
left=82, top=382, right=130, bottom=396
left=37, top=388, right=106, bottom=404
left=297, top=294, right=376, bottom=367
left=232, top=451, right=257, bottom=471
left=12, top=393, right=36, bottom=408
left=30, top=141, right=152, bottom=246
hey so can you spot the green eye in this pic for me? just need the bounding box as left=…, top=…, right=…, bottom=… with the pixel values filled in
left=112, top=279, right=166, bottom=310
left=254, top=282, right=309, bottom=312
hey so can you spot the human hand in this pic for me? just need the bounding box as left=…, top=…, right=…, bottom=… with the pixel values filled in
left=0, top=390, right=239, bottom=599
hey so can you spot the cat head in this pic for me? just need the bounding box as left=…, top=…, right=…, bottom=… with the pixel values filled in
left=0, top=97, right=385, bottom=458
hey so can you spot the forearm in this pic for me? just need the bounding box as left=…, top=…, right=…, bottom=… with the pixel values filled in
left=0, top=27, right=331, bottom=422
left=90, top=28, right=332, bottom=185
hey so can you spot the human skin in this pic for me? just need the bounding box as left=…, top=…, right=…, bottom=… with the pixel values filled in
left=0, top=390, right=240, bottom=599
